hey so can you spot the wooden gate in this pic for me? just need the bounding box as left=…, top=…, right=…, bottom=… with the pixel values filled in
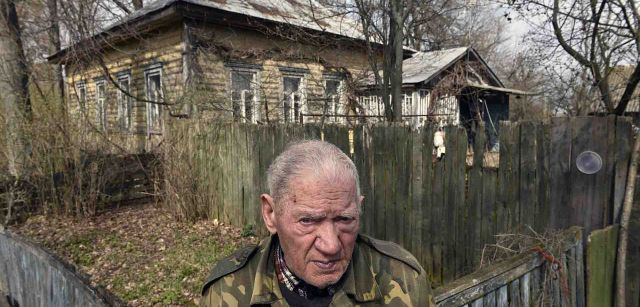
left=434, top=227, right=584, bottom=307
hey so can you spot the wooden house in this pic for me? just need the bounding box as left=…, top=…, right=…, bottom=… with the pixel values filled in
left=358, top=47, right=530, bottom=149
left=48, top=0, right=383, bottom=151
left=590, top=65, right=640, bottom=125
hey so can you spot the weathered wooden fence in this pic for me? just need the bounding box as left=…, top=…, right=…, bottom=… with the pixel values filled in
left=167, top=116, right=637, bottom=294
left=434, top=227, right=584, bottom=307
left=0, top=228, right=124, bottom=307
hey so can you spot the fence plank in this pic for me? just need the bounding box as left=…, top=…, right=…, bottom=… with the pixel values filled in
left=549, top=117, right=572, bottom=229
left=521, top=273, right=530, bottom=306
left=443, top=126, right=458, bottom=281
left=613, top=117, right=632, bottom=223
left=536, top=123, right=551, bottom=231
left=469, top=124, right=486, bottom=271
left=575, top=232, right=586, bottom=307
left=481, top=169, right=497, bottom=264
left=497, top=286, right=508, bottom=307
left=410, top=130, right=424, bottom=264
left=569, top=117, right=610, bottom=235
left=422, top=125, right=436, bottom=285
left=519, top=121, right=538, bottom=229
left=483, top=290, right=496, bottom=307
left=497, top=121, right=520, bottom=233
left=454, top=127, right=468, bottom=278
left=627, top=194, right=640, bottom=307
left=587, top=224, right=619, bottom=307
left=431, top=129, right=446, bottom=286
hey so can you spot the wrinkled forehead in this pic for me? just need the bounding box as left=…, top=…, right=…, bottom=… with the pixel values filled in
left=281, top=169, right=359, bottom=204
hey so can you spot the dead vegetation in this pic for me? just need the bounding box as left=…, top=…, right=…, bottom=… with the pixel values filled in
left=480, top=226, right=576, bottom=306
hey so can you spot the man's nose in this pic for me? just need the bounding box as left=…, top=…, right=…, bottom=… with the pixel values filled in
left=315, top=222, right=341, bottom=256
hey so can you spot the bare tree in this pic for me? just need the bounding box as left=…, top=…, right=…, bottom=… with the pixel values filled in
left=509, top=0, right=639, bottom=115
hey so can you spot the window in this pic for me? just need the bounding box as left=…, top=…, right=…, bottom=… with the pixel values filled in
left=403, top=92, right=413, bottom=117
left=230, top=70, right=259, bottom=123
left=95, top=80, right=107, bottom=130
left=76, top=82, right=86, bottom=113
left=145, top=67, right=163, bottom=133
left=116, top=74, right=132, bottom=131
left=360, top=95, right=384, bottom=117
left=324, top=79, right=343, bottom=123
left=282, top=76, right=305, bottom=123
left=433, top=95, right=459, bottom=125
left=418, top=90, right=430, bottom=116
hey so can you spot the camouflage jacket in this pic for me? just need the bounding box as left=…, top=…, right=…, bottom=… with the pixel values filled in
left=200, top=234, right=435, bottom=306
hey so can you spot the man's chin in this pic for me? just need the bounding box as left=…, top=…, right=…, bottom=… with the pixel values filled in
left=306, top=273, right=343, bottom=289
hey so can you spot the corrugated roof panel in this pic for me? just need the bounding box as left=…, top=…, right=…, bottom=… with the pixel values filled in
left=402, top=47, right=469, bottom=84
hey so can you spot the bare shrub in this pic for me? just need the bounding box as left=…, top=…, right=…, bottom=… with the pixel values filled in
left=161, top=117, right=221, bottom=223
left=480, top=226, right=576, bottom=306
left=0, top=80, right=160, bottom=224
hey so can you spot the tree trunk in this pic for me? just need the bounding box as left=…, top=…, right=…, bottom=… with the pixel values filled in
left=47, top=0, right=65, bottom=109
left=389, top=0, right=404, bottom=122
left=616, top=130, right=640, bottom=307
left=0, top=0, right=32, bottom=178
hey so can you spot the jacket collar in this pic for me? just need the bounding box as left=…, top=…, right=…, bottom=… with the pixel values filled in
left=249, top=235, right=382, bottom=305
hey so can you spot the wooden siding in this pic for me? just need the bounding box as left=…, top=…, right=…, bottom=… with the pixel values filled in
left=64, top=25, right=185, bottom=152
left=189, top=22, right=373, bottom=124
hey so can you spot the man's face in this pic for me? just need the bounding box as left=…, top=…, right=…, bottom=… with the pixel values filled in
left=265, top=174, right=361, bottom=289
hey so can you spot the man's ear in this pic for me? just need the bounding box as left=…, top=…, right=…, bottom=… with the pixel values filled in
left=261, top=194, right=278, bottom=235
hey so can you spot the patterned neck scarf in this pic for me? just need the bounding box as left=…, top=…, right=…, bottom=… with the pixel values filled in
left=273, top=241, right=339, bottom=299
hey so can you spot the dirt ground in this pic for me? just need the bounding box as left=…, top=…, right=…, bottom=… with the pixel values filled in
left=11, top=203, right=259, bottom=306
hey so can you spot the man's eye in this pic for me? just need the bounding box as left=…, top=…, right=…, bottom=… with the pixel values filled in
left=337, top=216, right=354, bottom=223
left=300, top=218, right=314, bottom=225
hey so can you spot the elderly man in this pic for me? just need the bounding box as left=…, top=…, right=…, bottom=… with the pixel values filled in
left=201, top=140, right=434, bottom=306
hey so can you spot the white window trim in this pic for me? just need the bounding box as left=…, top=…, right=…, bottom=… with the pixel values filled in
left=95, top=80, right=107, bottom=130
left=229, top=68, right=261, bottom=124
left=281, top=74, right=307, bottom=123
left=324, top=79, right=344, bottom=124
left=116, top=74, right=132, bottom=131
left=76, top=81, right=86, bottom=113
left=144, top=67, right=163, bottom=134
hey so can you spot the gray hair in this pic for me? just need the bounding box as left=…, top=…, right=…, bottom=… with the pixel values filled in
left=267, top=140, right=361, bottom=210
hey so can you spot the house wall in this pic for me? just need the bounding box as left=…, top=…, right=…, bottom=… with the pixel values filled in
left=62, top=17, right=378, bottom=151
left=188, top=22, right=375, bottom=124
left=64, top=25, right=185, bottom=152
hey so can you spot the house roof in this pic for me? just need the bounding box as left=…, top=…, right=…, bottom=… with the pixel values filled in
left=401, top=46, right=503, bottom=87
left=48, top=0, right=367, bottom=62
left=109, top=0, right=363, bottom=40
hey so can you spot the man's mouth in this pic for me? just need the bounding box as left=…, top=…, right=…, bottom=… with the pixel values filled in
left=312, top=260, right=338, bottom=270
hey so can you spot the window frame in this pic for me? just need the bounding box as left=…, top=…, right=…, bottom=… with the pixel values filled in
left=323, top=77, right=344, bottom=124
left=75, top=81, right=87, bottom=113
left=116, top=73, right=133, bottom=132
left=228, top=65, right=261, bottom=124
left=95, top=79, right=107, bottom=130
left=144, top=65, right=163, bottom=134
left=281, top=75, right=306, bottom=123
